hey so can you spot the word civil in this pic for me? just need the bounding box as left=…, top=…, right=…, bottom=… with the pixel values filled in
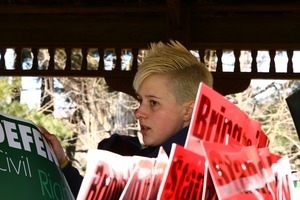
left=0, top=149, right=32, bottom=177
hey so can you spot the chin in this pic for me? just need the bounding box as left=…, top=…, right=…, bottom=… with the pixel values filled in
left=143, top=141, right=150, bottom=146
left=143, top=139, right=153, bottom=147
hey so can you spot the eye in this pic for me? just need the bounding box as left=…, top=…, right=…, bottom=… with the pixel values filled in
left=150, top=100, right=157, bottom=106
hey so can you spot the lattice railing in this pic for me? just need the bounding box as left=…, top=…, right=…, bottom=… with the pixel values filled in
left=1, top=47, right=300, bottom=80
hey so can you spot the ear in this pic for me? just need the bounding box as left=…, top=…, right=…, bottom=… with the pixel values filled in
left=183, top=100, right=195, bottom=122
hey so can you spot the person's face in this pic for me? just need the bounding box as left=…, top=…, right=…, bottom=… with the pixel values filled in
left=135, top=74, right=192, bottom=147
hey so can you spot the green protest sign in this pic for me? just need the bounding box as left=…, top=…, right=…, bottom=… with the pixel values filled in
left=0, top=113, right=74, bottom=200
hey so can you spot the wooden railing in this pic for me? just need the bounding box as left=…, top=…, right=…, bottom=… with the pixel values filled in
left=1, top=47, right=300, bottom=75
left=1, top=47, right=300, bottom=96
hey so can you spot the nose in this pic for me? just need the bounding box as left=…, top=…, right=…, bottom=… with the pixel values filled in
left=134, top=104, right=147, bottom=120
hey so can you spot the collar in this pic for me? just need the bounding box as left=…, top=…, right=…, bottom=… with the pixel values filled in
left=161, top=126, right=189, bottom=156
left=140, top=126, right=189, bottom=157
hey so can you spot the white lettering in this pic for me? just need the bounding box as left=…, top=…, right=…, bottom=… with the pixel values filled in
left=19, top=125, right=34, bottom=152
left=0, top=149, right=32, bottom=177
left=0, top=122, right=5, bottom=143
left=0, top=117, right=56, bottom=163
left=33, top=128, right=47, bottom=158
left=3, top=121, right=21, bottom=149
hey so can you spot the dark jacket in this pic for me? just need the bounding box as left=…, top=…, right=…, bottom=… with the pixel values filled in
left=62, top=126, right=189, bottom=198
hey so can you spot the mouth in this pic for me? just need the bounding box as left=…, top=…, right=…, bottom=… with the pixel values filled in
left=140, top=124, right=150, bottom=134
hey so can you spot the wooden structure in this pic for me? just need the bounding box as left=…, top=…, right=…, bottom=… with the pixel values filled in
left=1, top=0, right=300, bottom=96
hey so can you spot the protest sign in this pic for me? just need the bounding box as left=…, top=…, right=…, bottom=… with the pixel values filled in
left=76, top=82, right=295, bottom=199
left=77, top=149, right=135, bottom=200
left=0, top=112, right=74, bottom=200
left=185, top=82, right=267, bottom=154
left=157, top=143, right=211, bottom=200
left=201, top=141, right=278, bottom=199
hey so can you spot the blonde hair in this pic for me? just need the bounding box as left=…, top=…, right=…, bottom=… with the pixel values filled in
left=133, top=40, right=213, bottom=104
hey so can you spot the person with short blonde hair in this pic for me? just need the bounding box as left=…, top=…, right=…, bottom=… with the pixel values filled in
left=42, top=40, right=213, bottom=198
left=133, top=40, right=213, bottom=149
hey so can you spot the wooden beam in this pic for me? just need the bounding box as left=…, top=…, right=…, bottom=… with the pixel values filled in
left=1, top=2, right=300, bottom=96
